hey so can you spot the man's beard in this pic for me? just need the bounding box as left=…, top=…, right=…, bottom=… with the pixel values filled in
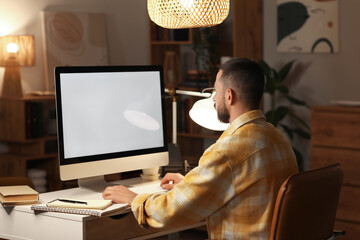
left=216, top=102, right=230, bottom=123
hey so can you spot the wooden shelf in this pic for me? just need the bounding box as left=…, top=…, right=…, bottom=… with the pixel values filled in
left=0, top=134, right=57, bottom=143
left=0, top=152, right=58, bottom=161
left=0, top=96, right=61, bottom=191
left=0, top=94, right=55, bottom=101
left=150, top=41, right=192, bottom=45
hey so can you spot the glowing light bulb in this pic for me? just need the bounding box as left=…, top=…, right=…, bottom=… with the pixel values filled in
left=180, top=0, right=195, bottom=9
left=6, top=42, right=19, bottom=53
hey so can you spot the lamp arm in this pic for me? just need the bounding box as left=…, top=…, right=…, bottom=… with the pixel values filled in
left=172, top=99, right=177, bottom=145
left=164, top=88, right=217, bottom=145
left=175, top=89, right=211, bottom=98
left=164, top=88, right=212, bottom=98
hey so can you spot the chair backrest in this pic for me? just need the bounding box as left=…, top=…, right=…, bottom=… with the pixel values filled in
left=270, top=163, right=343, bottom=240
left=0, top=176, right=35, bottom=189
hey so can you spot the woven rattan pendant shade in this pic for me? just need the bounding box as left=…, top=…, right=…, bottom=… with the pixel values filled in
left=148, top=0, right=230, bottom=29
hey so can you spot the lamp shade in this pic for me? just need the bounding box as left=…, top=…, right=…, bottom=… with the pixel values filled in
left=0, top=35, right=35, bottom=66
left=148, top=0, right=230, bottom=29
left=189, top=95, right=229, bottom=131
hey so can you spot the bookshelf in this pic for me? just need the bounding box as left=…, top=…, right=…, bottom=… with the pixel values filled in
left=149, top=0, right=263, bottom=166
left=0, top=95, right=62, bottom=192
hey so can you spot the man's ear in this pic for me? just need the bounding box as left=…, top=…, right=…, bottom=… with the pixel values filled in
left=226, top=88, right=236, bottom=105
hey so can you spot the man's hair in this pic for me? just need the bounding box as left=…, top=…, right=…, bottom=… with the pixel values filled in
left=219, top=58, right=264, bottom=110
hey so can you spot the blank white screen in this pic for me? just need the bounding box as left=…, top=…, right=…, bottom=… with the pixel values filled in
left=59, top=71, right=164, bottom=159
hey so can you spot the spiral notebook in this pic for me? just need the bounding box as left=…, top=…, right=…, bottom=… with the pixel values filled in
left=31, top=199, right=128, bottom=217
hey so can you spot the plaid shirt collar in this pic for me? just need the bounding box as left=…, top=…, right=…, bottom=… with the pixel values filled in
left=220, top=110, right=266, bottom=139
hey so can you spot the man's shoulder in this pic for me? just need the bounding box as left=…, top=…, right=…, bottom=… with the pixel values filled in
left=212, top=120, right=292, bottom=158
left=237, top=119, right=291, bottom=145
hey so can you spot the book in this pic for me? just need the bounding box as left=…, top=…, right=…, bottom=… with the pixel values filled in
left=0, top=185, right=39, bottom=206
left=31, top=199, right=127, bottom=217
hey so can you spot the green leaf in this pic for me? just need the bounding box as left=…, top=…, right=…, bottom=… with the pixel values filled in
left=269, top=106, right=289, bottom=126
left=258, top=60, right=272, bottom=78
left=277, top=85, right=289, bottom=94
left=293, top=128, right=311, bottom=139
left=275, top=106, right=289, bottom=120
left=265, top=110, right=274, bottom=124
left=286, top=96, right=310, bottom=109
left=280, top=124, right=294, bottom=139
left=292, top=147, right=303, bottom=171
left=264, top=76, right=275, bottom=94
left=273, top=70, right=280, bottom=84
left=278, top=60, right=295, bottom=83
left=288, top=112, right=310, bottom=130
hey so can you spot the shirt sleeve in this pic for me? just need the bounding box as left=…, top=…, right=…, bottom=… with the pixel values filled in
left=131, top=149, right=235, bottom=229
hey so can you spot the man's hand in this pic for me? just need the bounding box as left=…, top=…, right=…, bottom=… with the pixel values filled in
left=160, top=173, right=184, bottom=190
left=102, top=185, right=137, bottom=205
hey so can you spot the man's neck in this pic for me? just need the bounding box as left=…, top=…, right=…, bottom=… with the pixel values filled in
left=229, top=106, right=254, bottom=124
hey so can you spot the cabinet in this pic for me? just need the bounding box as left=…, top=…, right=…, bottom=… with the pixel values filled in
left=149, top=0, right=263, bottom=165
left=311, top=106, right=360, bottom=240
left=0, top=95, right=61, bottom=191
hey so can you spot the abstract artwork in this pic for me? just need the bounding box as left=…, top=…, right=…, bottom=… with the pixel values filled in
left=42, top=11, right=109, bottom=91
left=277, top=0, right=338, bottom=53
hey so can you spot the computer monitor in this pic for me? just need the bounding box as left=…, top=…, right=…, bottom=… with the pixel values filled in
left=55, top=65, right=169, bottom=189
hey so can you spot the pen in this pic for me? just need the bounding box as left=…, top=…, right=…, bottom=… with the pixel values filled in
left=58, top=198, right=88, bottom=205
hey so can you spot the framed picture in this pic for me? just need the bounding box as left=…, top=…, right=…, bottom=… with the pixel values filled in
left=277, top=0, right=339, bottom=53
left=42, top=11, right=109, bottom=91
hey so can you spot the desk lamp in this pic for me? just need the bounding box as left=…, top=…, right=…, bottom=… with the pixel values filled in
left=160, top=88, right=229, bottom=176
left=0, top=35, right=35, bottom=97
left=166, top=88, right=229, bottom=144
left=148, top=0, right=230, bottom=29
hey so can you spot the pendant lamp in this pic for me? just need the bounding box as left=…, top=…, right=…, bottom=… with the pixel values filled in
left=148, top=0, right=230, bottom=29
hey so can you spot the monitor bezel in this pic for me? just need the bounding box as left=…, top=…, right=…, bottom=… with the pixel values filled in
left=55, top=65, right=168, bottom=168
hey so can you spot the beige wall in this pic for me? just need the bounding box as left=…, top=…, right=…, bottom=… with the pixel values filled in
left=264, top=0, right=360, bottom=168
left=264, top=0, right=360, bottom=105
left=2, top=0, right=358, bottom=167
left=0, top=0, right=149, bottom=93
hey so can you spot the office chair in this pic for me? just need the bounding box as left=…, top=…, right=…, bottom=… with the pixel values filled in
left=270, top=163, right=345, bottom=240
left=0, top=176, right=34, bottom=189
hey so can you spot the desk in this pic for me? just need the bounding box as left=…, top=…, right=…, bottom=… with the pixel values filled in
left=0, top=177, right=205, bottom=240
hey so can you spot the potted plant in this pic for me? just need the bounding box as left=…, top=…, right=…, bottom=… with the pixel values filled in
left=259, top=60, right=310, bottom=171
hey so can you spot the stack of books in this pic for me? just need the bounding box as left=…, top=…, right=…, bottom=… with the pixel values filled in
left=0, top=185, right=39, bottom=207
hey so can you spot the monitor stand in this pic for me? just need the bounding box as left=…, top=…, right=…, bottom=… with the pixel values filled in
left=78, top=176, right=117, bottom=193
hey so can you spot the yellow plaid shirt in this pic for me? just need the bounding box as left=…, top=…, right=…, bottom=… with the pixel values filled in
left=131, top=110, right=298, bottom=239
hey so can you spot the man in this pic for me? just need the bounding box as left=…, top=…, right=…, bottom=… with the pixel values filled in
left=103, top=58, right=298, bottom=239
